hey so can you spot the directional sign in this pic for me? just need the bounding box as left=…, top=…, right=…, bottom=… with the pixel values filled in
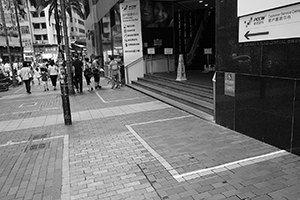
left=239, top=3, right=300, bottom=43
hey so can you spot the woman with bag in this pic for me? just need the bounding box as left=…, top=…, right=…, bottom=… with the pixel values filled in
left=83, top=58, right=93, bottom=91
left=48, top=60, right=59, bottom=90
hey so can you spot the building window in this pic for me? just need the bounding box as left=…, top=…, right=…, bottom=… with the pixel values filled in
left=33, top=23, right=40, bottom=29
left=41, top=23, right=46, bottom=29
left=21, top=26, right=30, bottom=34
left=35, top=35, right=42, bottom=40
left=40, top=11, right=45, bottom=17
left=78, top=19, right=84, bottom=25
left=43, top=35, right=48, bottom=40
left=70, top=18, right=73, bottom=23
left=71, top=27, right=74, bottom=32
left=32, top=12, right=38, bottom=18
left=79, top=28, right=85, bottom=33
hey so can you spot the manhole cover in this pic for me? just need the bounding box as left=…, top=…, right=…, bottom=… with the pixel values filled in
left=30, top=133, right=48, bottom=141
left=20, top=102, right=37, bottom=107
left=25, top=142, right=50, bottom=152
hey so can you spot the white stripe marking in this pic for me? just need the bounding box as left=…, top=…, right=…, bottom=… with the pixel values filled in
left=0, top=135, right=65, bottom=147
left=14, top=87, right=23, bottom=94
left=126, top=117, right=290, bottom=182
left=96, top=92, right=148, bottom=103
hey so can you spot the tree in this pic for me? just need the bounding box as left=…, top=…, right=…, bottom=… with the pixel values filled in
left=14, top=0, right=27, bottom=62
left=28, top=0, right=84, bottom=93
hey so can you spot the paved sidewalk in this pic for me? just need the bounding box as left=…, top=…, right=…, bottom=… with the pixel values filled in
left=0, top=79, right=300, bottom=200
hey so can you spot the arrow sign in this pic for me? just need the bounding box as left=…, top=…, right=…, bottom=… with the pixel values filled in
left=244, top=31, right=269, bottom=40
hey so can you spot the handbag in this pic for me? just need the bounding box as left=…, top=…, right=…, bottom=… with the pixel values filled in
left=84, top=67, right=93, bottom=77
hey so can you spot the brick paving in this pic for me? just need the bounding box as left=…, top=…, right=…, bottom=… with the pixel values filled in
left=0, top=79, right=300, bottom=200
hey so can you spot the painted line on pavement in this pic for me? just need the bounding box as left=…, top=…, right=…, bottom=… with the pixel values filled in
left=61, top=135, right=70, bottom=200
left=96, top=92, right=147, bottom=103
left=0, top=135, right=65, bottom=147
left=14, top=87, right=23, bottom=94
left=126, top=117, right=290, bottom=182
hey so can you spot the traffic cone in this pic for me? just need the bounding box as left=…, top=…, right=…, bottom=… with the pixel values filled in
left=176, top=54, right=187, bottom=81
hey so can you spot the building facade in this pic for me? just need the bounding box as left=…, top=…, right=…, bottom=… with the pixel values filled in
left=85, top=0, right=300, bottom=155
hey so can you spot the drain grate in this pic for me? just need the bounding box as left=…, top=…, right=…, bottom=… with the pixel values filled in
left=30, top=133, right=49, bottom=141
left=25, top=142, right=50, bottom=152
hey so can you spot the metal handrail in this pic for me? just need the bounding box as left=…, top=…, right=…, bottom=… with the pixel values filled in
left=124, top=56, right=144, bottom=69
left=125, top=56, right=144, bottom=84
left=186, top=9, right=210, bottom=65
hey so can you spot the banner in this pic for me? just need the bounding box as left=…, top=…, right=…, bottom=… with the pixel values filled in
left=120, top=0, right=143, bottom=67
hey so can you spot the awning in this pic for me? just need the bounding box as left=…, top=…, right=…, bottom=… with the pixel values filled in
left=93, top=0, right=119, bottom=22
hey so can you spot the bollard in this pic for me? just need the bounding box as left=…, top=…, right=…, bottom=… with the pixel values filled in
left=60, top=81, right=72, bottom=125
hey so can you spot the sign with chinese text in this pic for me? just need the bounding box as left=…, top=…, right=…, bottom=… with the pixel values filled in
left=239, top=3, right=300, bottom=42
left=164, top=48, right=173, bottom=55
left=120, top=0, right=143, bottom=66
left=224, top=73, right=235, bottom=97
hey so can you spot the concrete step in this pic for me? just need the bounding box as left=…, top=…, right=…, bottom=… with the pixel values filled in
left=137, top=77, right=213, bottom=104
left=130, top=80, right=214, bottom=115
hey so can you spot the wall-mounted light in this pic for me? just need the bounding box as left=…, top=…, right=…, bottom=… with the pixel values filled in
left=199, top=1, right=203, bottom=3
left=205, top=4, right=208, bottom=6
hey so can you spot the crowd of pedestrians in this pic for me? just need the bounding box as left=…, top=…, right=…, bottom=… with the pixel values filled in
left=2, top=55, right=124, bottom=94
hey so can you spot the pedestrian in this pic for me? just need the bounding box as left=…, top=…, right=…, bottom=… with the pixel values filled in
left=83, top=57, right=93, bottom=91
left=109, top=56, right=120, bottom=89
left=40, top=66, right=49, bottom=91
left=48, top=60, right=59, bottom=90
left=92, top=55, right=102, bottom=89
left=34, top=65, right=41, bottom=85
left=19, top=61, right=32, bottom=94
left=72, top=55, right=83, bottom=93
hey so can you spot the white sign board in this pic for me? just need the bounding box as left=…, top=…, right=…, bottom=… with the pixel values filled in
left=147, top=48, right=155, bottom=54
left=238, top=0, right=299, bottom=16
left=204, top=48, right=212, bottom=54
left=239, top=3, right=300, bottom=43
left=120, top=0, right=143, bottom=67
left=164, top=48, right=173, bottom=55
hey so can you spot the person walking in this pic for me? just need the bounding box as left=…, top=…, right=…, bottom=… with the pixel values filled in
left=72, top=55, right=83, bottom=93
left=109, top=56, right=120, bottom=89
left=83, top=58, right=93, bottom=91
left=92, top=55, right=102, bottom=89
left=48, top=60, right=59, bottom=90
left=19, top=61, right=32, bottom=94
left=40, top=66, right=49, bottom=91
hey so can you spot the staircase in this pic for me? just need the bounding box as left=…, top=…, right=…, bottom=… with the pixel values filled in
left=127, top=73, right=214, bottom=121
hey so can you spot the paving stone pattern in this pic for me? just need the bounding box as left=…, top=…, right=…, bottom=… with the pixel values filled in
left=0, top=82, right=300, bottom=200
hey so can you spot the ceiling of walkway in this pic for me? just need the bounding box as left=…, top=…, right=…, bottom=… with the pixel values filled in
left=175, top=0, right=215, bottom=10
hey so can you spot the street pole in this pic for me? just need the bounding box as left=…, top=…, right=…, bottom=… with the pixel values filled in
left=59, top=0, right=72, bottom=125
left=0, top=0, right=16, bottom=86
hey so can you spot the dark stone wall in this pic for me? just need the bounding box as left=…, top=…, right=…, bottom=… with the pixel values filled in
left=215, top=0, right=300, bottom=155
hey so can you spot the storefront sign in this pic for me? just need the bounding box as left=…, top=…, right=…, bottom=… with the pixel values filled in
left=224, top=72, right=235, bottom=97
left=147, top=48, right=155, bottom=54
left=238, top=0, right=299, bottom=16
left=239, top=3, right=300, bottom=43
left=120, top=0, right=143, bottom=66
left=164, top=48, right=173, bottom=55
left=204, top=48, right=212, bottom=54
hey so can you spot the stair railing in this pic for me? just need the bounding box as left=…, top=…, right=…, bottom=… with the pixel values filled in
left=186, top=9, right=210, bottom=66
left=124, top=56, right=144, bottom=84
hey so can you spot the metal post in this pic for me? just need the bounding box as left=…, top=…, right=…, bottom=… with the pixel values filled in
left=212, top=72, right=216, bottom=122
left=150, top=54, right=153, bottom=74
left=167, top=55, right=169, bottom=73
left=59, top=0, right=72, bottom=125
